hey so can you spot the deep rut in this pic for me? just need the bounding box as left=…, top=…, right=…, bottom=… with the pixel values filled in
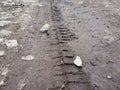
left=48, top=0, right=92, bottom=90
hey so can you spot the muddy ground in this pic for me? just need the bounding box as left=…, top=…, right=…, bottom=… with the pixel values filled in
left=0, top=0, right=120, bottom=90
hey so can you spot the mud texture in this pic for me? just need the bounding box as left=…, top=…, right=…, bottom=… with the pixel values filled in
left=48, top=0, right=92, bottom=90
left=0, top=0, right=120, bottom=90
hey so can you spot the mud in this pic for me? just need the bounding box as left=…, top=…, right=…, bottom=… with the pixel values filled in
left=59, top=0, right=120, bottom=90
left=0, top=0, right=120, bottom=90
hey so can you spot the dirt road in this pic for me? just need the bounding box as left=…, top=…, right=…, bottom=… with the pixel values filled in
left=0, top=0, right=120, bottom=90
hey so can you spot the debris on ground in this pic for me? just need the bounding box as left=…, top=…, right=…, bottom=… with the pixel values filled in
left=74, top=56, right=82, bottom=67
left=0, top=38, right=4, bottom=43
left=0, top=21, right=11, bottom=27
left=5, top=39, right=18, bottom=48
left=40, top=23, right=50, bottom=33
left=0, top=51, right=5, bottom=57
left=17, top=79, right=28, bottom=90
left=102, top=36, right=114, bottom=44
left=0, top=66, right=10, bottom=87
left=90, top=61, right=97, bottom=66
left=0, top=30, right=12, bottom=37
left=1, top=67, right=10, bottom=76
left=106, top=75, right=112, bottom=79
left=0, top=38, right=6, bottom=45
left=0, top=79, right=5, bottom=87
left=61, top=84, right=65, bottom=89
left=21, top=55, right=34, bottom=61
left=37, top=3, right=43, bottom=7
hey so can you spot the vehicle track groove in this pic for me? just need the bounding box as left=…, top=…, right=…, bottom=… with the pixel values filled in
left=48, top=0, right=92, bottom=90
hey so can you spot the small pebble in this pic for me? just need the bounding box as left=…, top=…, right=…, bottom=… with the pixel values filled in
left=17, top=79, right=27, bottom=90
left=107, top=75, right=112, bottom=79
left=0, top=80, right=5, bottom=86
left=1, top=67, right=10, bottom=76
left=21, top=55, right=34, bottom=61
left=0, top=51, right=5, bottom=57
left=102, top=36, right=114, bottom=44
left=40, top=23, right=50, bottom=33
left=5, top=39, right=18, bottom=48
left=74, top=56, right=82, bottom=67
left=0, top=38, right=4, bottom=43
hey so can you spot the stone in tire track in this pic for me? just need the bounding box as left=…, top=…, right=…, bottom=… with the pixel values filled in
left=48, top=0, right=92, bottom=90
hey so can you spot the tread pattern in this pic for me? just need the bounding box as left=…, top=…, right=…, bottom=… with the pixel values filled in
left=48, top=0, right=92, bottom=90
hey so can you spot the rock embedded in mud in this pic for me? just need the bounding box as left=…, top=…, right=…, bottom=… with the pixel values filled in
left=21, top=55, right=34, bottom=61
left=0, top=30, right=12, bottom=37
left=40, top=23, right=50, bottom=33
left=38, top=3, right=43, bottom=7
left=0, top=38, right=6, bottom=44
left=17, top=79, right=27, bottom=90
left=0, top=51, right=5, bottom=57
left=1, top=67, right=10, bottom=76
left=74, top=56, right=82, bottom=67
left=0, top=21, right=11, bottom=27
left=0, top=80, right=5, bottom=87
left=106, top=75, right=112, bottom=79
left=0, top=38, right=4, bottom=43
left=102, top=36, right=114, bottom=44
left=5, top=39, right=18, bottom=48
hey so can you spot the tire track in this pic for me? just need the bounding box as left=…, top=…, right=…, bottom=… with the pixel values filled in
left=48, top=0, right=92, bottom=90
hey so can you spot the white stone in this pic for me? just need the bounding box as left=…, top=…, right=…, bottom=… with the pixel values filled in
left=74, top=56, right=82, bottom=67
left=1, top=67, right=9, bottom=76
left=21, top=55, right=34, bottom=61
left=5, top=40, right=18, bottom=48
left=38, top=3, right=43, bottom=7
left=17, top=79, right=27, bottom=90
left=0, top=21, right=11, bottom=27
left=40, top=23, right=50, bottom=33
left=102, top=36, right=114, bottom=44
left=0, top=51, right=5, bottom=57
left=0, top=30, right=12, bottom=37
left=0, top=38, right=4, bottom=43
left=107, top=75, right=112, bottom=79
left=0, top=80, right=5, bottom=86
left=0, top=38, right=7, bottom=45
